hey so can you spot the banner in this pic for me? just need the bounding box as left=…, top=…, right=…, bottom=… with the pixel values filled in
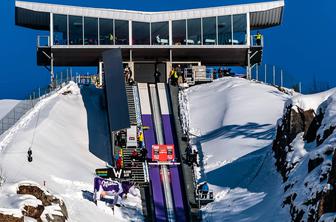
left=93, top=177, right=135, bottom=202
left=95, top=168, right=132, bottom=179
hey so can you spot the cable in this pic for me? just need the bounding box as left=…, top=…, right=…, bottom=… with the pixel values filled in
left=29, top=106, right=41, bottom=150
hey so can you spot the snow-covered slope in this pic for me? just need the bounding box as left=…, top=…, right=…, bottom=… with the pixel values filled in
left=0, top=82, right=142, bottom=222
left=180, top=77, right=291, bottom=221
left=0, top=99, right=20, bottom=119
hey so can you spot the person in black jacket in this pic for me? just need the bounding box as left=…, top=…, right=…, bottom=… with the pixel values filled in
left=154, top=68, right=161, bottom=83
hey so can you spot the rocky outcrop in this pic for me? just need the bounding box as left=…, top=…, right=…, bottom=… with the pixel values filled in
left=17, top=183, right=54, bottom=206
left=17, top=183, right=68, bottom=221
left=317, top=151, right=336, bottom=219
left=1, top=182, right=68, bottom=222
left=0, top=213, right=23, bottom=222
left=22, top=203, right=44, bottom=220
left=273, top=105, right=316, bottom=180
left=273, top=100, right=336, bottom=221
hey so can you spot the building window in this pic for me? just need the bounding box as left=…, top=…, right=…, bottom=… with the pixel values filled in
left=187, top=18, right=201, bottom=45
left=132, top=21, right=150, bottom=45
left=53, top=14, right=67, bottom=45
left=202, top=17, right=217, bottom=45
left=233, top=14, right=247, bottom=45
left=172, top=20, right=186, bottom=45
left=69, top=16, right=83, bottom=45
left=99, top=18, right=114, bottom=45
left=218, top=15, right=232, bottom=45
left=84, top=17, right=98, bottom=45
left=115, top=20, right=129, bottom=45
left=151, top=22, right=169, bottom=45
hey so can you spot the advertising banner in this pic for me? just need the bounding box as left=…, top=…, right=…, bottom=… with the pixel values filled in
left=152, top=144, right=175, bottom=162
left=95, top=168, right=132, bottom=179
left=93, top=177, right=136, bottom=202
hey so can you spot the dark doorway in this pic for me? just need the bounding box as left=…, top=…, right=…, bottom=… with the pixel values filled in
left=134, top=63, right=166, bottom=83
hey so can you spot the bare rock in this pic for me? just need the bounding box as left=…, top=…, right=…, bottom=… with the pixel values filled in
left=308, top=156, right=324, bottom=173
left=0, top=211, right=23, bottom=222
left=22, top=203, right=44, bottom=219
left=17, top=183, right=54, bottom=206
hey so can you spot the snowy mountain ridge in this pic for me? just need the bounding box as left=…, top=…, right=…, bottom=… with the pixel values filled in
left=273, top=88, right=336, bottom=222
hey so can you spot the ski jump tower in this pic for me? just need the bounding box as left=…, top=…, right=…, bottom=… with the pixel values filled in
left=15, top=0, right=284, bottom=83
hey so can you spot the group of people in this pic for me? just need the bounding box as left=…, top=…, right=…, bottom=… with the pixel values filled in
left=131, top=147, right=148, bottom=163
left=212, top=67, right=233, bottom=79
left=185, top=144, right=199, bottom=167
left=132, top=128, right=148, bottom=162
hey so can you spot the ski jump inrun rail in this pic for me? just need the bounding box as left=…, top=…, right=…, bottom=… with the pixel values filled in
left=138, top=83, right=187, bottom=222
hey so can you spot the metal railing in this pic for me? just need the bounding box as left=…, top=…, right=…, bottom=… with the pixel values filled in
left=37, top=35, right=50, bottom=48
left=0, top=72, right=73, bottom=136
left=251, top=63, right=302, bottom=93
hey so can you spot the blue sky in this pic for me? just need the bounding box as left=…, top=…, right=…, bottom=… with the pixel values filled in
left=0, top=0, right=335, bottom=98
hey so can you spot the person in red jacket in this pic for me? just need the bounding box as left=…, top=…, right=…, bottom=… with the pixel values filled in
left=116, top=157, right=123, bottom=170
left=131, top=149, right=139, bottom=162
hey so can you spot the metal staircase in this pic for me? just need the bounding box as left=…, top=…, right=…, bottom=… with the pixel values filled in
left=124, top=84, right=149, bottom=185
left=123, top=148, right=148, bottom=184
left=125, top=85, right=137, bottom=126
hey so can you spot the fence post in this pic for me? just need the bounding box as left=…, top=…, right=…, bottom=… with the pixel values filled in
left=60, top=72, right=63, bottom=85
left=273, top=65, right=275, bottom=85
left=299, top=82, right=302, bottom=93
left=256, top=64, right=259, bottom=81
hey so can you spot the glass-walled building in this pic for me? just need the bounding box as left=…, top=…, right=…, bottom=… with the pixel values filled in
left=52, top=13, right=248, bottom=46
left=16, top=0, right=284, bottom=68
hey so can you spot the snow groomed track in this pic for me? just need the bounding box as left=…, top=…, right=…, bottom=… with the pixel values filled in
left=138, top=83, right=167, bottom=222
left=138, top=83, right=187, bottom=222
left=157, top=83, right=187, bottom=222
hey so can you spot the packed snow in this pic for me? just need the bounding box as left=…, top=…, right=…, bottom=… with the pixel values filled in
left=0, top=82, right=143, bottom=222
left=287, top=88, right=336, bottom=112
left=0, top=99, right=20, bottom=119
left=180, top=77, right=291, bottom=221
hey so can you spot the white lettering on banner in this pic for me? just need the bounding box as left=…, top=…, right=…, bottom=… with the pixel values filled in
left=101, top=180, right=119, bottom=188
left=113, top=168, right=123, bottom=178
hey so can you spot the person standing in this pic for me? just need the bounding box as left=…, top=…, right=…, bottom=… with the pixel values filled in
left=116, top=156, right=122, bottom=170
left=256, top=31, right=262, bottom=46
left=154, top=68, right=161, bottom=83
left=185, top=145, right=192, bottom=164
left=170, top=68, right=178, bottom=86
left=138, top=131, right=144, bottom=148
left=201, top=182, right=209, bottom=198
left=140, top=147, right=148, bottom=161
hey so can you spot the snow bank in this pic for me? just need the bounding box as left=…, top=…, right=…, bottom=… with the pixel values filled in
left=180, top=77, right=290, bottom=221
left=0, top=82, right=143, bottom=222
left=287, top=88, right=336, bottom=112
left=317, top=93, right=336, bottom=139
left=182, top=77, right=290, bottom=169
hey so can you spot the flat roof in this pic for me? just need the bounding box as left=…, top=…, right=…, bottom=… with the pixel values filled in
left=16, top=0, right=284, bottom=30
